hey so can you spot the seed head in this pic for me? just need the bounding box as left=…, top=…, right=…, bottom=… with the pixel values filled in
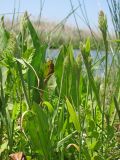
left=76, top=54, right=82, bottom=70
left=98, top=10, right=107, bottom=34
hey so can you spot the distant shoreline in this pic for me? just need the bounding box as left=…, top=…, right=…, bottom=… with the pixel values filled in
left=4, top=18, right=113, bottom=50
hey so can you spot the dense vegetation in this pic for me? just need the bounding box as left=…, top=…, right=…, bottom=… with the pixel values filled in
left=4, top=19, right=104, bottom=50
left=0, top=1, right=120, bottom=160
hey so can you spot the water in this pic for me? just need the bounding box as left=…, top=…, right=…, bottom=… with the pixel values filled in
left=46, top=49, right=105, bottom=60
left=46, top=49, right=111, bottom=77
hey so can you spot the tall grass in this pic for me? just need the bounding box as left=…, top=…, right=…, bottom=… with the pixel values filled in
left=106, top=0, right=120, bottom=39
left=0, top=1, right=120, bottom=160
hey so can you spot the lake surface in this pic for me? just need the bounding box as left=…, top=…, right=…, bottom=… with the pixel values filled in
left=46, top=49, right=106, bottom=61
left=46, top=49, right=111, bottom=77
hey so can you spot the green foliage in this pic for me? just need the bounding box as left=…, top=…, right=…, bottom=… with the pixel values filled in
left=55, top=44, right=81, bottom=106
left=66, top=98, right=80, bottom=132
left=0, top=11, right=120, bottom=160
left=19, top=12, right=48, bottom=104
left=80, top=38, right=101, bottom=112
left=22, top=103, right=50, bottom=159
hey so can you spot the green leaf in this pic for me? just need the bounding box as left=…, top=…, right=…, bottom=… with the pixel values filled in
left=66, top=98, right=80, bottom=132
left=55, top=44, right=80, bottom=107
left=20, top=12, right=47, bottom=103
left=45, top=74, right=57, bottom=91
left=80, top=40, right=101, bottom=113
left=87, top=138, right=101, bottom=151
left=111, top=39, right=120, bottom=43
left=42, top=101, right=54, bottom=113
left=12, top=103, right=20, bottom=120
left=22, top=103, right=50, bottom=158
left=114, top=96, right=120, bottom=121
left=57, top=131, right=77, bottom=150
left=88, top=119, right=95, bottom=132
left=55, top=45, right=68, bottom=91
left=0, top=141, right=8, bottom=154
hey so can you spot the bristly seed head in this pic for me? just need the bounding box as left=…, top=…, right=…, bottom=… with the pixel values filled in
left=98, top=10, right=108, bottom=34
